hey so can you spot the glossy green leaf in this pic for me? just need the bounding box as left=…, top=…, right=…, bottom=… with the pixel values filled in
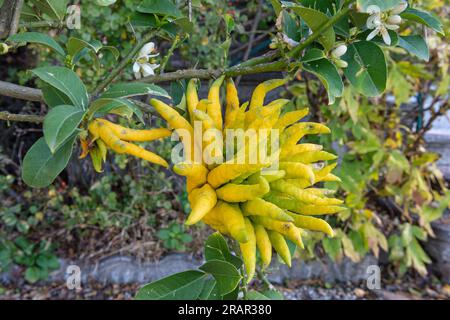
left=88, top=98, right=144, bottom=123
left=22, top=136, right=76, bottom=188
left=100, top=83, right=169, bottom=99
left=342, top=41, right=387, bottom=97
left=198, top=278, right=222, bottom=300
left=289, top=5, right=335, bottom=51
left=204, top=232, right=243, bottom=269
left=32, top=67, right=89, bottom=110
left=8, top=32, right=66, bottom=57
left=29, top=0, right=69, bottom=21
left=44, top=105, right=84, bottom=153
left=137, top=0, right=182, bottom=18
left=67, top=37, right=102, bottom=57
left=246, top=290, right=271, bottom=300
left=41, top=85, right=72, bottom=108
left=135, top=270, right=206, bottom=300
left=199, top=260, right=242, bottom=295
left=401, top=8, right=444, bottom=35
left=398, top=35, right=429, bottom=61
left=303, top=57, right=343, bottom=104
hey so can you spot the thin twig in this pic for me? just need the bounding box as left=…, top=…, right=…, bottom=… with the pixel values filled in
left=159, top=35, right=182, bottom=74
left=0, top=111, right=44, bottom=123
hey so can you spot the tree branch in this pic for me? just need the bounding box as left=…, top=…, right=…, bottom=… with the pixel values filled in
left=0, top=111, right=44, bottom=123
left=0, top=80, right=44, bottom=102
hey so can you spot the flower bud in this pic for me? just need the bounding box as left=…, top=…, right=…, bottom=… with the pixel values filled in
left=335, top=59, right=348, bottom=69
left=331, top=44, right=347, bottom=58
left=0, top=43, right=9, bottom=55
left=387, top=15, right=402, bottom=25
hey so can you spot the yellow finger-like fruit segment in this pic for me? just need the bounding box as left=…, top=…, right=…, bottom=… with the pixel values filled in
left=173, top=162, right=208, bottom=188
left=280, top=143, right=323, bottom=160
left=203, top=201, right=249, bottom=243
left=267, top=230, right=291, bottom=267
left=239, top=218, right=256, bottom=283
left=279, top=162, right=315, bottom=184
left=216, top=176, right=269, bottom=202
left=270, top=180, right=343, bottom=205
left=242, top=197, right=293, bottom=222
left=207, top=162, right=269, bottom=188
left=254, top=224, right=272, bottom=268
left=150, top=99, right=193, bottom=134
left=224, top=78, right=240, bottom=130
left=186, top=184, right=217, bottom=225
left=96, top=119, right=171, bottom=142
left=89, top=120, right=169, bottom=167
left=264, top=191, right=346, bottom=215
left=186, top=78, right=199, bottom=122
left=290, top=151, right=337, bottom=164
left=274, top=108, right=309, bottom=130
left=282, top=122, right=331, bottom=146
left=207, top=75, right=225, bottom=130
left=286, top=212, right=334, bottom=237
left=251, top=216, right=303, bottom=249
left=249, top=79, right=287, bottom=109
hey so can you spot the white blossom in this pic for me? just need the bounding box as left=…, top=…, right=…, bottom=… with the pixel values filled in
left=133, top=42, right=160, bottom=79
left=364, top=2, right=407, bottom=45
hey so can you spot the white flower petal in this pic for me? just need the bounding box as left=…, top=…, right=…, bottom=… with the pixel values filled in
left=381, top=27, right=391, bottom=45
left=282, top=34, right=299, bottom=47
left=149, top=63, right=160, bottom=70
left=142, top=63, right=156, bottom=77
left=134, top=72, right=141, bottom=79
left=133, top=62, right=141, bottom=73
left=367, top=14, right=381, bottom=29
left=139, top=42, right=155, bottom=56
left=366, top=28, right=380, bottom=41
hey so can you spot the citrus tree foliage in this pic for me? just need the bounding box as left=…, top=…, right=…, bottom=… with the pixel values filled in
left=0, top=0, right=447, bottom=298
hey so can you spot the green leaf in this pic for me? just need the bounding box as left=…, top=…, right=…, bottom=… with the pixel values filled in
left=199, top=260, right=242, bottom=296
left=398, top=35, right=429, bottom=61
left=22, top=136, right=76, bottom=188
left=342, top=41, right=387, bottom=97
left=31, top=67, right=89, bottom=110
left=67, top=37, right=102, bottom=57
left=246, top=290, right=271, bottom=300
left=29, top=0, right=69, bottom=21
left=357, top=0, right=404, bottom=11
left=44, top=105, right=84, bottom=153
left=25, top=267, right=42, bottom=283
left=7, top=32, right=66, bottom=57
left=96, top=0, right=117, bottom=6
left=41, top=85, right=72, bottom=108
left=270, top=0, right=282, bottom=15
left=130, top=12, right=158, bottom=28
left=88, top=98, right=144, bottom=123
left=262, top=289, right=284, bottom=300
left=303, top=58, right=343, bottom=104
left=289, top=5, right=335, bottom=51
left=204, top=232, right=242, bottom=269
left=401, top=8, right=444, bottom=35
left=100, top=83, right=169, bottom=99
left=198, top=278, right=222, bottom=300
left=301, top=48, right=325, bottom=62
left=135, top=270, right=206, bottom=300
left=137, top=0, right=182, bottom=18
